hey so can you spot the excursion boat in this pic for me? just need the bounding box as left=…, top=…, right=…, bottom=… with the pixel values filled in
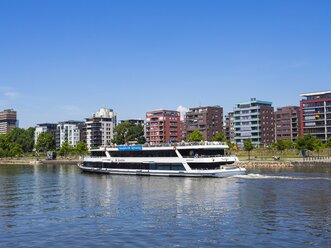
left=78, top=142, right=246, bottom=177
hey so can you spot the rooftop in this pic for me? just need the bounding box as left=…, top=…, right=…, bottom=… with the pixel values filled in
left=300, top=90, right=331, bottom=97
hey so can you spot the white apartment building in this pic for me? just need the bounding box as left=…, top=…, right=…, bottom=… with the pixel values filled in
left=56, top=121, right=85, bottom=148
left=34, top=123, right=57, bottom=144
left=85, top=108, right=117, bottom=148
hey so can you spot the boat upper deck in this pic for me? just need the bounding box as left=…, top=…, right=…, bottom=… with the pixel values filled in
left=91, top=141, right=229, bottom=152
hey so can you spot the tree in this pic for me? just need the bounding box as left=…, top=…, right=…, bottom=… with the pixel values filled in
left=75, top=141, right=89, bottom=156
left=313, top=139, right=325, bottom=157
left=283, top=139, right=294, bottom=149
left=9, top=127, right=35, bottom=153
left=59, top=140, right=74, bottom=156
left=8, top=143, right=23, bottom=157
left=112, top=122, right=145, bottom=145
left=295, top=135, right=316, bottom=151
left=0, top=134, right=23, bottom=157
left=243, top=139, right=254, bottom=160
left=272, top=140, right=285, bottom=152
left=212, top=132, right=226, bottom=142
left=187, top=130, right=204, bottom=142
left=326, top=136, right=331, bottom=148
left=35, top=132, right=56, bottom=152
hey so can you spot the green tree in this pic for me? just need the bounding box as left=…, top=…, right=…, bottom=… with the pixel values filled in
left=313, top=139, right=325, bottom=157
left=59, top=140, right=74, bottom=156
left=35, top=132, right=56, bottom=152
left=75, top=141, right=89, bottom=156
left=227, top=142, right=234, bottom=150
left=0, top=134, right=11, bottom=152
left=8, top=143, right=23, bottom=157
left=283, top=139, right=294, bottom=149
left=9, top=127, right=35, bottom=153
left=112, top=122, right=145, bottom=145
left=243, top=139, right=254, bottom=160
left=212, top=132, right=227, bottom=142
left=326, top=136, right=331, bottom=148
left=272, top=140, right=285, bottom=152
left=187, top=130, right=204, bottom=142
left=0, top=147, right=6, bottom=157
left=295, top=134, right=317, bottom=151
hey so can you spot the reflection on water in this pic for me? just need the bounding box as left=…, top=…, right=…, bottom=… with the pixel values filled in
left=0, top=164, right=330, bottom=247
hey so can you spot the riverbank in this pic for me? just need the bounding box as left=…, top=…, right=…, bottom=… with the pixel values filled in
left=0, top=158, right=80, bottom=165
left=238, top=160, right=331, bottom=168
left=1, top=157, right=330, bottom=168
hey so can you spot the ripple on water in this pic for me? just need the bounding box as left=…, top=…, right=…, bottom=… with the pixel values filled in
left=0, top=165, right=330, bottom=248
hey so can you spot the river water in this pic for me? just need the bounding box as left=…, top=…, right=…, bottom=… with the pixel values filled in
left=0, top=164, right=330, bottom=248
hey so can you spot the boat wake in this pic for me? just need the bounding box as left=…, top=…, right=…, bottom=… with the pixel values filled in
left=231, top=173, right=331, bottom=181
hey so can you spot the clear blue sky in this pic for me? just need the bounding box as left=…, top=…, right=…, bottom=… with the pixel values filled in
left=1, top=0, right=330, bottom=127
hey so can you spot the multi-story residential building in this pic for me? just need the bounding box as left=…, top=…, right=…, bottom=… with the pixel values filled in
left=120, top=119, right=145, bottom=126
left=34, top=123, right=57, bottom=144
left=186, top=106, right=223, bottom=141
left=275, top=106, right=300, bottom=141
left=234, top=98, right=274, bottom=147
left=180, top=120, right=187, bottom=141
left=145, top=110, right=180, bottom=144
left=300, top=90, right=331, bottom=141
left=224, top=112, right=235, bottom=143
left=85, top=108, right=117, bottom=148
left=0, top=109, right=18, bottom=134
left=56, top=121, right=85, bottom=148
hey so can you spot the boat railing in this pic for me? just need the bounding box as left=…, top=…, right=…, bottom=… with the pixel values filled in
left=144, top=141, right=228, bottom=147
left=183, top=154, right=234, bottom=158
left=99, top=141, right=228, bottom=149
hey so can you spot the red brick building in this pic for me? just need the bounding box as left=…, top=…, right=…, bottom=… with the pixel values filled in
left=145, top=110, right=180, bottom=144
left=186, top=106, right=223, bottom=141
left=275, top=106, right=300, bottom=141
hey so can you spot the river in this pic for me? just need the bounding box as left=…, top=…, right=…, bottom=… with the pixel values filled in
left=0, top=164, right=330, bottom=247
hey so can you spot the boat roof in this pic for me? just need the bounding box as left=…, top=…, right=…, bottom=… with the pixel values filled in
left=90, top=142, right=229, bottom=151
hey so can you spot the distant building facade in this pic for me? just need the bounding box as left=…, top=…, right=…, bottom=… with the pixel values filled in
left=300, top=91, right=331, bottom=141
left=180, top=120, right=187, bottom=141
left=120, top=119, right=145, bottom=126
left=34, top=123, right=57, bottom=144
left=224, top=112, right=235, bottom=143
left=0, top=109, right=18, bottom=134
left=275, top=106, right=300, bottom=141
left=185, top=106, right=223, bottom=141
left=85, top=108, right=117, bottom=148
left=145, top=110, right=180, bottom=144
left=56, top=121, right=85, bottom=148
left=234, top=98, right=275, bottom=147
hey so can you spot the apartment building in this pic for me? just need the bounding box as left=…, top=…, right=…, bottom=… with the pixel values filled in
left=56, top=121, right=85, bottom=148
left=275, top=106, right=300, bottom=141
left=300, top=90, right=331, bottom=141
left=145, top=110, right=180, bottom=144
left=34, top=123, right=57, bottom=144
left=120, top=119, right=145, bottom=126
left=0, top=109, right=18, bottom=134
left=234, top=98, right=274, bottom=147
left=224, top=112, right=235, bottom=143
left=185, top=106, right=223, bottom=141
left=85, top=108, right=117, bottom=148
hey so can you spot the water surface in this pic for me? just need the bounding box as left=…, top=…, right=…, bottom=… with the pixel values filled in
left=0, top=164, right=330, bottom=247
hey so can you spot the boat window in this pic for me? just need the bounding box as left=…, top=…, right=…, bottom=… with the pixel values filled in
left=109, top=150, right=178, bottom=157
left=188, top=162, right=223, bottom=170
left=84, top=162, right=185, bottom=170
left=90, top=151, right=106, bottom=157
left=180, top=149, right=224, bottom=157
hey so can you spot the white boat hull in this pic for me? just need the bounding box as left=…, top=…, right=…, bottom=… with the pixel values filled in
left=78, top=163, right=246, bottom=178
